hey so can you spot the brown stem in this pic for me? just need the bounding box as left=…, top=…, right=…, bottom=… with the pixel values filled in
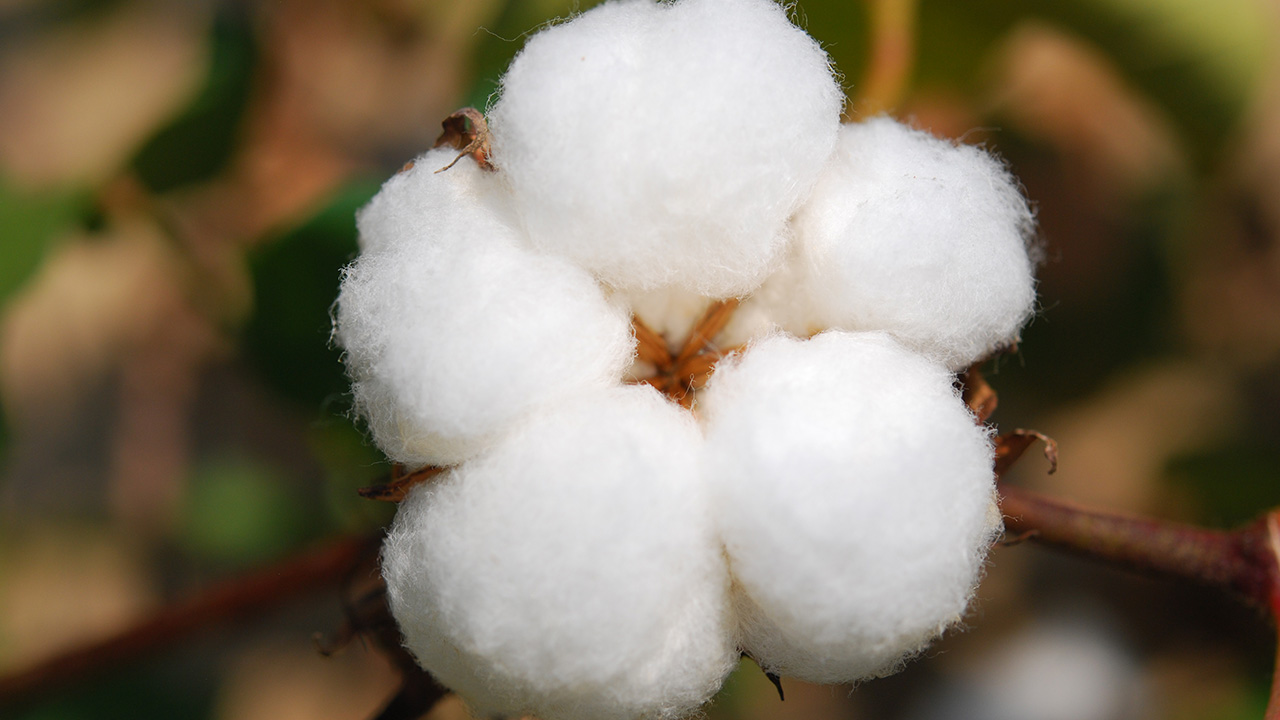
left=1271, top=623, right=1280, bottom=720
left=998, top=484, right=1278, bottom=610
left=359, top=464, right=447, bottom=502
left=1266, top=515, right=1280, bottom=720
left=857, top=0, right=918, bottom=116
left=0, top=533, right=381, bottom=708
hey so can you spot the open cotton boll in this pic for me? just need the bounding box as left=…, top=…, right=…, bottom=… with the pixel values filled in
left=382, top=386, right=738, bottom=720
left=334, top=153, right=634, bottom=467
left=700, top=331, right=999, bottom=683
left=489, top=0, right=842, bottom=297
left=793, top=117, right=1038, bottom=370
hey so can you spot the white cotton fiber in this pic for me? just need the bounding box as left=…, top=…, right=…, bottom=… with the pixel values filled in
left=793, top=117, right=1038, bottom=370
left=488, top=0, right=843, bottom=297
left=382, top=386, right=737, bottom=720
left=700, top=331, right=999, bottom=683
left=718, top=245, right=824, bottom=348
left=616, top=285, right=713, bottom=343
left=334, top=149, right=634, bottom=466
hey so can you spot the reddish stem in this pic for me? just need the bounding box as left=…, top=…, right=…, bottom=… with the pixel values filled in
left=1271, top=626, right=1280, bottom=720
left=0, top=534, right=380, bottom=708
left=999, top=484, right=1272, bottom=603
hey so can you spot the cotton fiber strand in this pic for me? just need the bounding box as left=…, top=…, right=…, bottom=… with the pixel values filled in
left=382, top=386, right=738, bottom=720
left=793, top=117, right=1038, bottom=370
left=700, top=331, right=999, bottom=683
left=334, top=149, right=634, bottom=466
left=489, top=0, right=843, bottom=296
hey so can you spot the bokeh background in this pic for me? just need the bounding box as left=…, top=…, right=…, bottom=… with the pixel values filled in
left=1, top=0, right=1279, bottom=718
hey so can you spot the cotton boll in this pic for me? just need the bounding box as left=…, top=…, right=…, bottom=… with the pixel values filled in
left=334, top=153, right=634, bottom=466
left=700, top=331, right=998, bottom=683
left=382, top=386, right=738, bottom=720
left=793, top=118, right=1038, bottom=370
left=489, top=0, right=842, bottom=297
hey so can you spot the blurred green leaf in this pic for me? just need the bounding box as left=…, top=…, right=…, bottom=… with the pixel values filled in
left=914, top=1, right=1019, bottom=94
left=0, top=391, right=9, bottom=467
left=1031, top=0, right=1268, bottom=170
left=309, top=419, right=394, bottom=533
left=179, top=456, right=315, bottom=566
left=706, top=658, right=766, bottom=718
left=0, top=178, right=86, bottom=305
left=909, top=0, right=1271, bottom=170
left=9, top=663, right=215, bottom=720
left=1077, top=0, right=1268, bottom=108
left=241, top=179, right=380, bottom=410
left=130, top=7, right=256, bottom=192
left=1167, top=441, right=1280, bottom=528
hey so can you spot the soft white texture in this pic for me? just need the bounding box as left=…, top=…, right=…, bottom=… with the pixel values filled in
left=718, top=245, right=823, bottom=347
left=616, top=285, right=713, bottom=344
left=489, top=0, right=843, bottom=297
left=700, top=331, right=999, bottom=683
left=792, top=117, right=1038, bottom=370
left=334, top=149, right=634, bottom=466
left=382, top=386, right=738, bottom=720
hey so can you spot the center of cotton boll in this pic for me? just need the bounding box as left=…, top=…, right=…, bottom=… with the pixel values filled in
left=331, top=1, right=1041, bottom=719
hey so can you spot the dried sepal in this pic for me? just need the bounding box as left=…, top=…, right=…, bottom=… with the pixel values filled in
left=629, top=299, right=741, bottom=407
left=960, top=362, right=998, bottom=424
left=993, top=430, right=1058, bottom=478
left=676, top=298, right=741, bottom=366
left=433, top=107, right=494, bottom=172
left=358, top=464, right=447, bottom=502
left=633, top=316, right=674, bottom=367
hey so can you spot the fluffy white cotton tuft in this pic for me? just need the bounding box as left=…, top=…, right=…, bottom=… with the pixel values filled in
left=700, top=331, right=999, bottom=683
left=334, top=149, right=634, bottom=466
left=792, top=117, right=1038, bottom=370
left=489, top=0, right=843, bottom=297
left=382, top=386, right=738, bottom=720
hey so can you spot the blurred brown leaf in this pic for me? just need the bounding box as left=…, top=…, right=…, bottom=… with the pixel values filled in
left=985, top=22, right=1185, bottom=193
left=1, top=218, right=191, bottom=422
left=1013, top=363, right=1238, bottom=514
left=215, top=641, right=399, bottom=720
left=0, top=526, right=157, bottom=675
left=0, top=1, right=211, bottom=188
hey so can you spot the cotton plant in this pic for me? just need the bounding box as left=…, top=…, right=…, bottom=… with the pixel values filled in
left=333, top=0, right=1039, bottom=718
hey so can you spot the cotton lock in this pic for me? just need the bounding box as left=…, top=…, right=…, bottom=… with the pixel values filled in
left=700, top=331, right=999, bottom=683
left=382, top=387, right=738, bottom=720
left=488, top=0, right=842, bottom=297
left=791, top=117, right=1039, bottom=370
left=334, top=148, right=634, bottom=467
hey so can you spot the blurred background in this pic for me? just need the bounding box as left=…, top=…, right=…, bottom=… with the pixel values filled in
left=0, top=0, right=1278, bottom=718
